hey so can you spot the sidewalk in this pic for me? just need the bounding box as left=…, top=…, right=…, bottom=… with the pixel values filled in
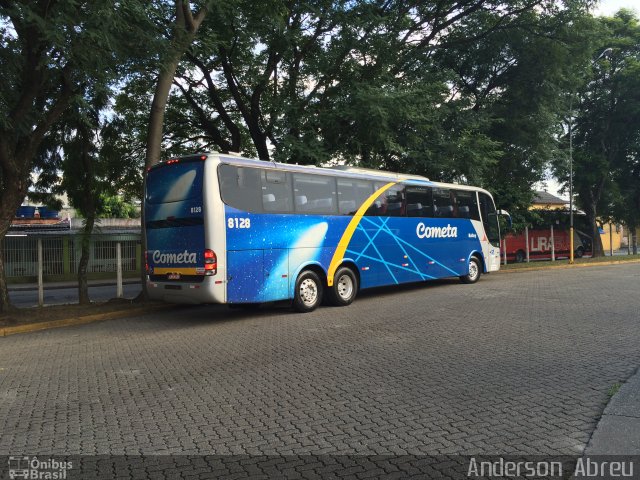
left=585, top=367, right=640, bottom=455
left=8, top=277, right=141, bottom=292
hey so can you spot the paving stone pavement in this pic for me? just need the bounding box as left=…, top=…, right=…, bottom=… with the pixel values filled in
left=0, top=264, right=639, bottom=477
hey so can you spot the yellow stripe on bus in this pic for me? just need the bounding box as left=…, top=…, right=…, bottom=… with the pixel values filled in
left=153, top=267, right=199, bottom=275
left=327, top=181, right=398, bottom=286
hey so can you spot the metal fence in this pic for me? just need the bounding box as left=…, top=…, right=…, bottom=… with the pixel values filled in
left=69, top=238, right=138, bottom=274
left=3, top=234, right=140, bottom=280
left=3, top=236, right=37, bottom=277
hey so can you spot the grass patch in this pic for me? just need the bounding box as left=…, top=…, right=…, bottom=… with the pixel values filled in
left=501, top=254, right=640, bottom=270
left=608, top=383, right=623, bottom=397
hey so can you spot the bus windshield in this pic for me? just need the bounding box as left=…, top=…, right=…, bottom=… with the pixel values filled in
left=479, top=192, right=500, bottom=247
left=146, top=161, right=204, bottom=205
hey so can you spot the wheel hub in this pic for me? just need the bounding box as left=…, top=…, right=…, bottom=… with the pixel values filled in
left=337, top=275, right=353, bottom=299
left=469, top=261, right=479, bottom=280
left=299, top=279, right=318, bottom=306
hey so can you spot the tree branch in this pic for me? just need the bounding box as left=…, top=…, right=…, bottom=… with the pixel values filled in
left=173, top=76, right=233, bottom=151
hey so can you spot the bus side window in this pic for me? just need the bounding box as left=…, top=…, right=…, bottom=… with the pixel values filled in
left=366, top=184, right=405, bottom=217
left=218, top=165, right=263, bottom=212
left=262, top=170, right=293, bottom=212
left=293, top=173, right=338, bottom=214
left=454, top=190, right=480, bottom=221
left=337, top=179, right=374, bottom=215
left=406, top=186, right=433, bottom=217
left=433, top=188, right=453, bottom=218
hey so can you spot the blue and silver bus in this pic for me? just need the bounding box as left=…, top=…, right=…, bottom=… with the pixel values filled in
left=144, top=153, right=507, bottom=312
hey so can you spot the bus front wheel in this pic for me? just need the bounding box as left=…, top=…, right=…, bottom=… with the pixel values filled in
left=293, top=270, right=323, bottom=313
left=327, top=266, right=358, bottom=307
left=460, top=257, right=482, bottom=284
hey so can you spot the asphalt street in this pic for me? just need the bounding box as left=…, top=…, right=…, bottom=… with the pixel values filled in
left=0, top=264, right=639, bottom=477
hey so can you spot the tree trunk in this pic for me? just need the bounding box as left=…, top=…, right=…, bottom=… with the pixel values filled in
left=145, top=55, right=185, bottom=168
left=583, top=200, right=604, bottom=258
left=140, top=1, right=209, bottom=302
left=137, top=196, right=148, bottom=303
left=633, top=227, right=638, bottom=255
left=591, top=218, right=605, bottom=258
left=0, top=163, right=30, bottom=313
left=77, top=215, right=96, bottom=305
left=145, top=1, right=209, bottom=169
left=140, top=53, right=185, bottom=301
left=0, top=236, right=13, bottom=313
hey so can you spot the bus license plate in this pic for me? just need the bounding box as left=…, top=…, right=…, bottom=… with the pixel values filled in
left=167, top=273, right=181, bottom=280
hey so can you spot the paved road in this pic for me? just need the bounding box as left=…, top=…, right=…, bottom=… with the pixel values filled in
left=0, top=265, right=639, bottom=475
left=7, top=284, right=142, bottom=308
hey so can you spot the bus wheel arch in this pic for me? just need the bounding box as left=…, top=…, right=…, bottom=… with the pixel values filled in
left=460, top=255, right=482, bottom=284
left=472, top=252, right=486, bottom=273
left=292, top=265, right=325, bottom=313
left=327, top=263, right=359, bottom=307
left=515, top=249, right=526, bottom=263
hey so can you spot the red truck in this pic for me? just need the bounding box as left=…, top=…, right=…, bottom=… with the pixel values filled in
left=504, top=228, right=590, bottom=263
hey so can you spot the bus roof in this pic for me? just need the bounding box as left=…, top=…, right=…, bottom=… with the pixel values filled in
left=162, top=152, right=493, bottom=198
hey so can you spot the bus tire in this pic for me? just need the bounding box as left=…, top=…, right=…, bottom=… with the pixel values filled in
left=575, top=246, right=584, bottom=258
left=293, top=270, right=323, bottom=313
left=515, top=250, right=525, bottom=263
left=460, top=256, right=481, bottom=284
left=327, top=266, right=358, bottom=307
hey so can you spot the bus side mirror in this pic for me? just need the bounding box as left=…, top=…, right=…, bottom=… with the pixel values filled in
left=496, top=209, right=512, bottom=228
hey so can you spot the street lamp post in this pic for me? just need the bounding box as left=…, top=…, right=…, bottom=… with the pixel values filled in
left=569, top=97, right=574, bottom=264
left=568, top=47, right=612, bottom=265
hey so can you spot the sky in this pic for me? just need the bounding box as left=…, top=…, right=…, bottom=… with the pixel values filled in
left=594, top=0, right=639, bottom=16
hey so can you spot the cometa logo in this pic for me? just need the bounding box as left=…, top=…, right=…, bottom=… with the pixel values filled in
left=416, top=222, right=458, bottom=239
left=152, top=250, right=197, bottom=264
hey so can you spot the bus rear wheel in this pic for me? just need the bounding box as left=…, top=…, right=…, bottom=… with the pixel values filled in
left=293, top=270, right=323, bottom=313
left=327, top=266, right=358, bottom=306
left=460, top=257, right=481, bottom=284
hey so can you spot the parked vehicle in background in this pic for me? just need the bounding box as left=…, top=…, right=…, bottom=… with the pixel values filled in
left=504, top=228, right=592, bottom=263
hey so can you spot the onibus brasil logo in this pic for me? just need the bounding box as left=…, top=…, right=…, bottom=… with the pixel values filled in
left=8, top=456, right=72, bottom=479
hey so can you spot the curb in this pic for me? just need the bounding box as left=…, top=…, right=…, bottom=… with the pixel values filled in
left=497, top=259, right=640, bottom=274
left=0, top=304, right=168, bottom=337
left=584, top=366, right=640, bottom=455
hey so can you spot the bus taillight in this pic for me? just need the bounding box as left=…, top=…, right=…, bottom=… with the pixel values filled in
left=204, top=249, right=217, bottom=276
left=145, top=251, right=149, bottom=273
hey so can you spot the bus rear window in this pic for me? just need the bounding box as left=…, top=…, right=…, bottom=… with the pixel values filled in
left=146, top=162, right=204, bottom=204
